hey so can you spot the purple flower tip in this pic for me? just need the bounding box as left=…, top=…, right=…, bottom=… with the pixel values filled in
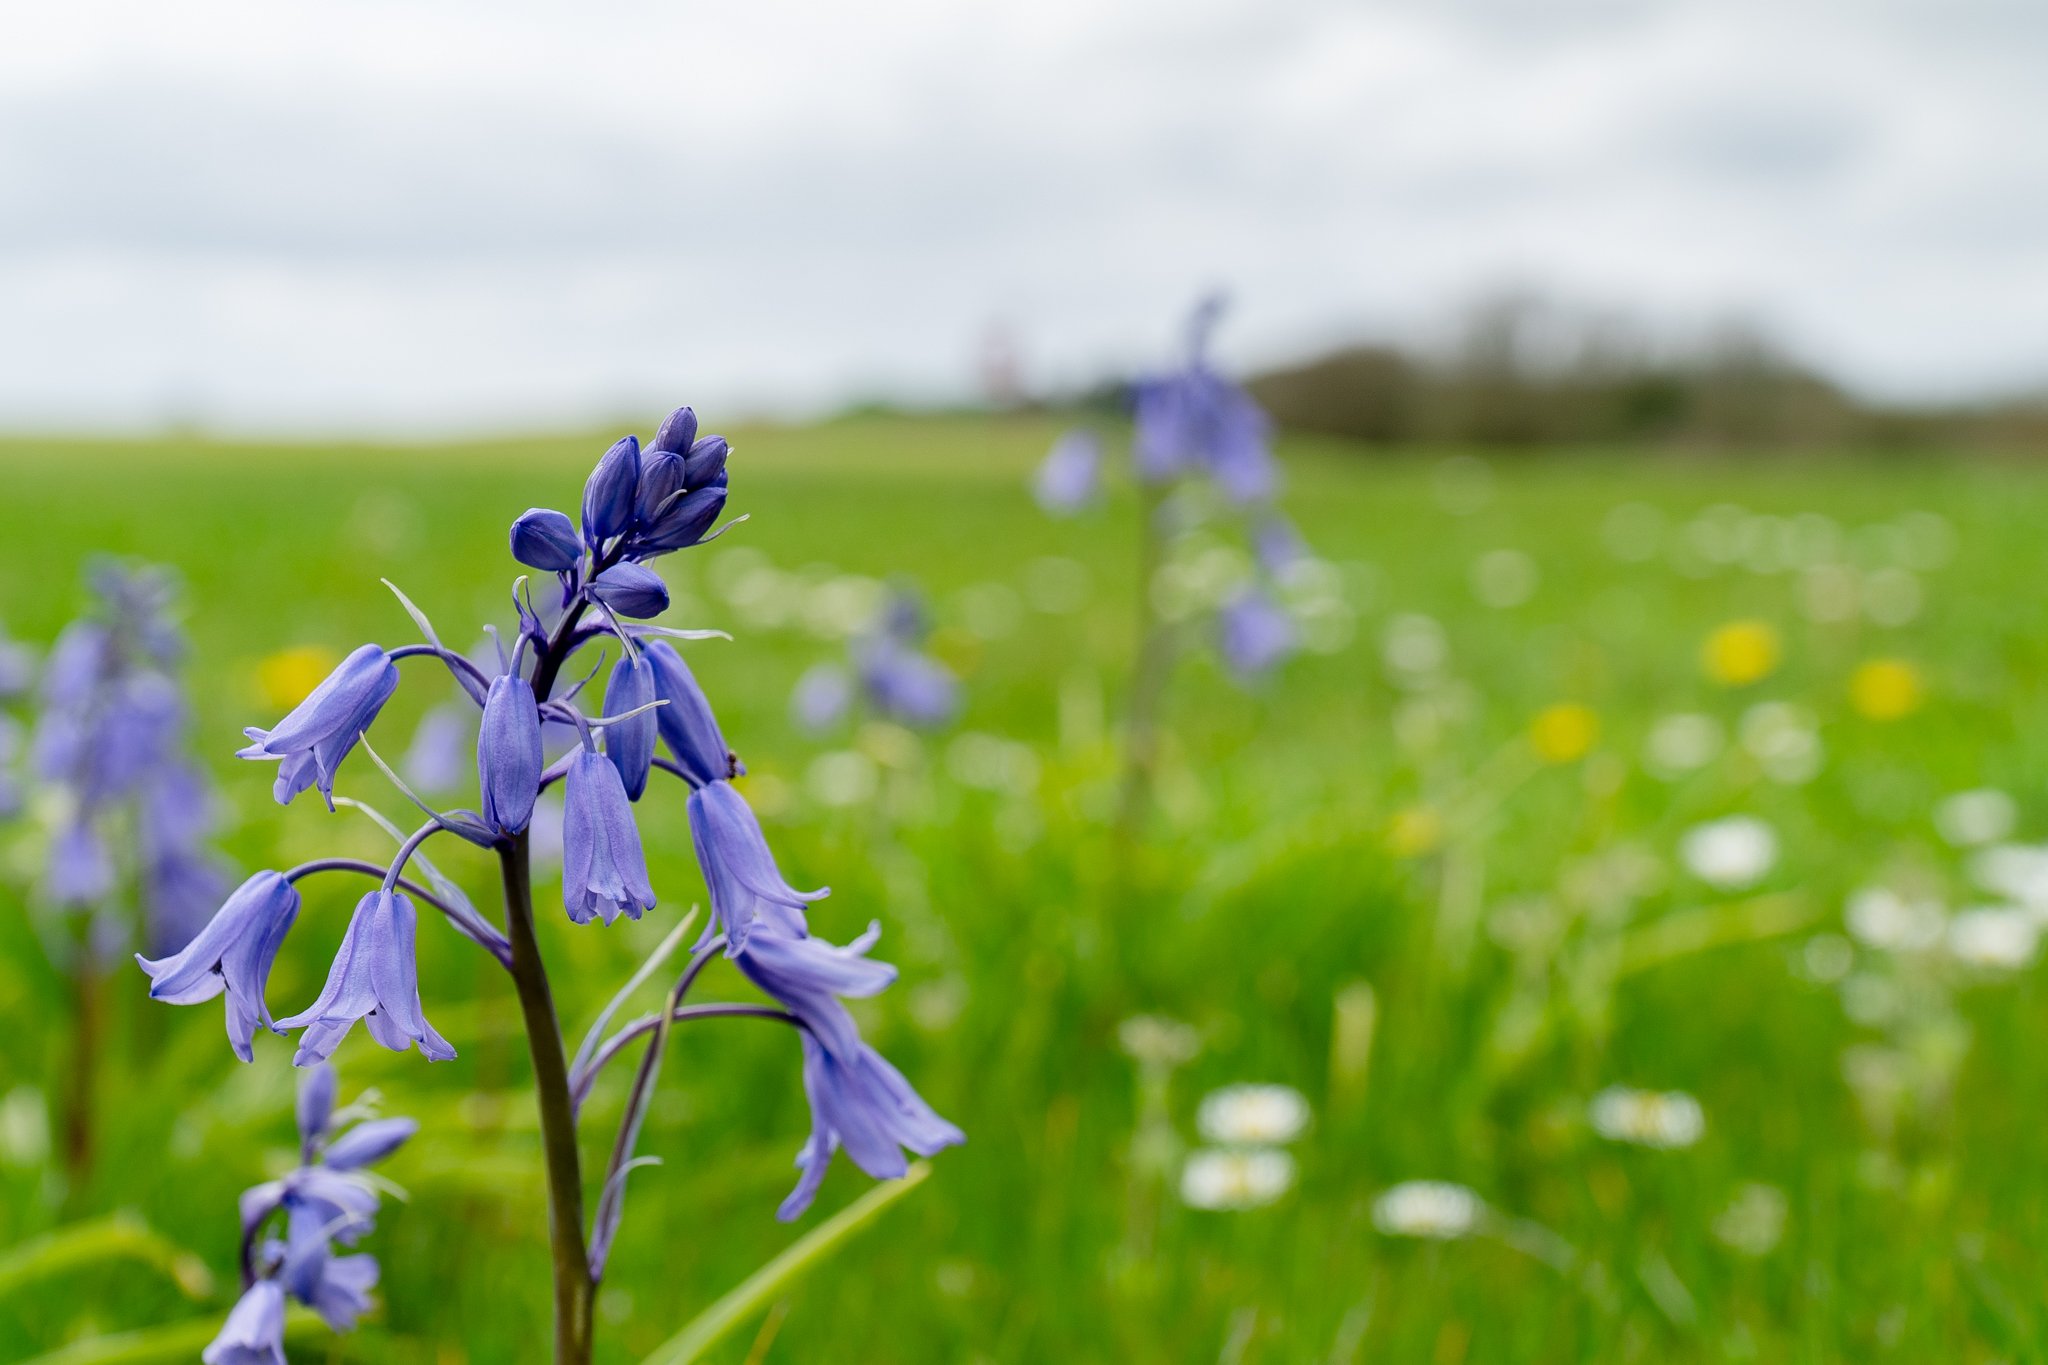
left=587, top=564, right=670, bottom=620
left=510, top=508, right=582, bottom=573
left=478, top=673, right=543, bottom=833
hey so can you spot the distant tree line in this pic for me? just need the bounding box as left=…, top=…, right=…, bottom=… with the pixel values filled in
left=1237, top=294, right=2048, bottom=453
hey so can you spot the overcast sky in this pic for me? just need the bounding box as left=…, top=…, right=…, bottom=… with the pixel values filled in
left=3, top=0, right=2044, bottom=432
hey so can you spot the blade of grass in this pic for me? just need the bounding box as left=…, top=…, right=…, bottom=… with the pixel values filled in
left=0, top=1214, right=212, bottom=1300
left=18, top=1306, right=339, bottom=1365
left=639, top=1162, right=934, bottom=1365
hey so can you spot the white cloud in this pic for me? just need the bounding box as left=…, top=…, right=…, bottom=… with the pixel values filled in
left=2, top=0, right=2044, bottom=431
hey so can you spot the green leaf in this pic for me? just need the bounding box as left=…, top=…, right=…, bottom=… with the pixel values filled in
left=0, top=1214, right=213, bottom=1301
left=1616, top=893, right=1815, bottom=978
left=16, top=1307, right=339, bottom=1365
left=639, top=1162, right=934, bottom=1365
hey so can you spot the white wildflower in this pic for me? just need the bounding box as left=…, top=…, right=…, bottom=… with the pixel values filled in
left=1180, top=1148, right=1295, bottom=1210
left=1947, top=906, right=2039, bottom=971
left=1196, top=1085, right=1310, bottom=1146
left=1680, top=817, right=1777, bottom=891
left=1590, top=1087, right=1705, bottom=1149
left=1969, top=844, right=2048, bottom=908
left=1645, top=713, right=1723, bottom=779
left=1844, top=887, right=1944, bottom=953
left=1937, top=790, right=2018, bottom=849
left=1713, top=1183, right=1786, bottom=1257
left=1372, top=1181, right=1485, bottom=1239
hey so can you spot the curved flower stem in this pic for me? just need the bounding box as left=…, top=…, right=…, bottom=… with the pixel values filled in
left=499, top=832, right=595, bottom=1365
left=282, top=859, right=513, bottom=970
left=388, top=640, right=493, bottom=701
left=571, top=1002, right=796, bottom=1114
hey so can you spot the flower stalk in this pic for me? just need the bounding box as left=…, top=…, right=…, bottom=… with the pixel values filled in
left=499, top=832, right=595, bottom=1365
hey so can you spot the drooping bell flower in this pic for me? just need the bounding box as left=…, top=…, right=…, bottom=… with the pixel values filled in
left=297, top=1061, right=338, bottom=1157
left=322, top=1117, right=418, bottom=1171
left=777, top=1033, right=964, bottom=1221
left=282, top=1233, right=381, bottom=1333
left=561, top=747, right=656, bottom=926
left=602, top=651, right=656, bottom=800
left=790, top=663, right=853, bottom=734
left=237, top=644, right=399, bottom=809
left=643, top=640, right=735, bottom=784
left=203, top=1280, right=287, bottom=1365
left=587, top=564, right=670, bottom=619
left=275, top=890, right=456, bottom=1064
left=855, top=642, right=957, bottom=728
left=686, top=778, right=824, bottom=951
left=477, top=673, right=543, bottom=833
left=46, top=820, right=114, bottom=906
left=136, top=869, right=301, bottom=1062
left=1034, top=430, right=1102, bottom=513
left=733, top=918, right=895, bottom=1063
left=1253, top=513, right=1308, bottom=577
left=582, top=434, right=641, bottom=550
left=510, top=508, right=582, bottom=573
left=1216, top=586, right=1296, bottom=682
left=281, top=1229, right=381, bottom=1333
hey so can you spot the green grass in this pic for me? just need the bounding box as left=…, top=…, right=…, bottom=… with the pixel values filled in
left=3, top=417, right=2048, bottom=1361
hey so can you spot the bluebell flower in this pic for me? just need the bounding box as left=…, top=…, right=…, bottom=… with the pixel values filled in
left=1126, top=298, right=1276, bottom=504
left=238, top=644, right=400, bottom=809
left=687, top=778, right=824, bottom=951
left=1034, top=430, right=1102, bottom=513
left=510, top=508, right=583, bottom=573
left=322, top=1117, right=419, bottom=1170
left=790, top=663, right=853, bottom=734
left=1216, top=586, right=1297, bottom=682
left=587, top=564, right=670, bottom=619
left=1253, top=513, right=1308, bottom=577
left=223, top=1064, right=410, bottom=1356
left=561, top=747, right=656, bottom=925
left=779, top=1033, right=964, bottom=1221
left=628, top=406, right=730, bottom=558
left=582, top=435, right=642, bottom=549
left=297, top=1061, right=338, bottom=1155
left=856, top=641, right=958, bottom=728
left=46, top=821, right=114, bottom=906
left=280, top=1223, right=380, bottom=1333
left=275, top=890, right=456, bottom=1064
left=602, top=651, right=656, bottom=800
left=282, top=1227, right=380, bottom=1333
left=132, top=875, right=299, bottom=1064
left=0, top=622, right=33, bottom=700
left=734, top=919, right=894, bottom=1063
left=32, top=562, right=232, bottom=966
left=478, top=673, right=543, bottom=833
left=644, top=640, right=736, bottom=784
left=204, top=1280, right=287, bottom=1365
left=797, top=589, right=957, bottom=732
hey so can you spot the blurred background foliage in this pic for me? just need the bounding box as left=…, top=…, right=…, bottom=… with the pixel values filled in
left=3, top=415, right=2047, bottom=1361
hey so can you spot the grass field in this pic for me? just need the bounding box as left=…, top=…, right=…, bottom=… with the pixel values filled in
left=4, top=416, right=2048, bottom=1362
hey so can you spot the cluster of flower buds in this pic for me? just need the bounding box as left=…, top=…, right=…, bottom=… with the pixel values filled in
left=205, top=1063, right=412, bottom=1364
left=27, top=561, right=229, bottom=953
left=791, top=588, right=959, bottom=734
left=1035, top=298, right=1307, bottom=681
left=143, top=404, right=960, bottom=1222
